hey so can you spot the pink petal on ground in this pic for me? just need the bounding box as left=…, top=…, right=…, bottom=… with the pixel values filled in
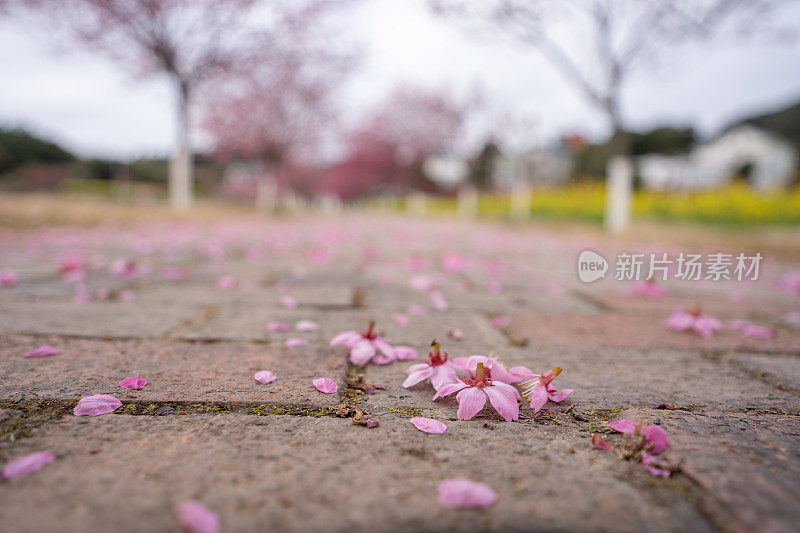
left=393, top=314, right=410, bottom=326
left=433, top=381, right=468, bottom=400
left=410, top=417, right=447, bottom=434
left=484, top=382, right=520, bottom=422
left=285, top=338, right=308, bottom=348
left=592, top=433, right=612, bottom=451
left=430, top=365, right=460, bottom=390
left=530, top=384, right=549, bottom=413
left=455, top=387, right=487, bottom=420
left=430, top=290, right=448, bottom=311
left=666, top=309, right=693, bottom=332
left=394, top=345, right=418, bottom=361
left=0, top=269, right=19, bottom=287
left=267, top=321, right=292, bottom=332
left=254, top=370, right=277, bottom=384
left=118, top=376, right=147, bottom=390
left=548, top=388, right=574, bottom=403
left=176, top=501, right=220, bottom=533
left=491, top=316, right=511, bottom=328
left=295, top=320, right=319, bottom=331
left=215, top=275, right=237, bottom=290
left=742, top=324, right=774, bottom=339
left=23, top=345, right=61, bottom=358
left=372, top=338, right=396, bottom=359
left=641, top=425, right=669, bottom=454
left=2, top=451, right=55, bottom=479
left=607, top=419, right=636, bottom=434
left=313, top=377, right=338, bottom=394
left=641, top=452, right=671, bottom=477
left=437, top=478, right=497, bottom=509
left=279, top=295, right=298, bottom=308
left=73, top=394, right=123, bottom=416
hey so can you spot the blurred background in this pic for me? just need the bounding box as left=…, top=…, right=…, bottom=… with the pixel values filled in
left=1, top=0, right=799, bottom=228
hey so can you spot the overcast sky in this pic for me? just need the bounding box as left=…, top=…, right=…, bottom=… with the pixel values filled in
left=1, top=0, right=800, bottom=160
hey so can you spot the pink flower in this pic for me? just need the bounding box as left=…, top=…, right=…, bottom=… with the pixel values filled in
left=73, top=394, right=123, bottom=416
left=295, top=320, right=319, bottom=331
left=24, top=345, right=61, bottom=358
left=2, top=451, right=55, bottom=480
left=267, top=321, right=291, bottom=332
left=109, top=258, right=145, bottom=279
left=0, top=269, right=19, bottom=288
left=450, top=355, right=529, bottom=385
left=216, top=275, right=237, bottom=290
left=666, top=307, right=722, bottom=338
left=176, top=501, right=220, bottom=533
left=330, top=321, right=397, bottom=365
left=410, top=417, right=447, bottom=434
left=629, top=280, right=667, bottom=298
left=434, top=362, right=520, bottom=421
left=119, top=376, right=147, bottom=389
left=393, top=313, right=410, bottom=326
left=403, top=341, right=459, bottom=390
left=519, top=367, right=574, bottom=414
left=280, top=295, right=298, bottom=308
left=254, top=370, right=277, bottom=384
left=446, top=328, right=464, bottom=340
left=437, top=478, right=497, bottom=509
left=313, top=377, right=338, bottom=394
left=607, top=419, right=671, bottom=477
left=491, top=316, right=511, bottom=328
left=59, top=255, right=86, bottom=282
left=285, top=338, right=308, bottom=348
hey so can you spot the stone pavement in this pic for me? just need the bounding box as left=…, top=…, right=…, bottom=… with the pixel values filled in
left=0, top=214, right=798, bottom=532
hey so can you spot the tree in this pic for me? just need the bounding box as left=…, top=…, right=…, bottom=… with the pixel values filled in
left=201, top=9, right=355, bottom=201
left=16, top=0, right=351, bottom=210
left=430, top=0, right=795, bottom=229
left=325, top=86, right=466, bottom=198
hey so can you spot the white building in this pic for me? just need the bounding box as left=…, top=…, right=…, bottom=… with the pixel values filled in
left=639, top=124, right=798, bottom=191
left=491, top=147, right=574, bottom=190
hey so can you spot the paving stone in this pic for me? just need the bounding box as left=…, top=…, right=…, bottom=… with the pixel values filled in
left=0, top=413, right=711, bottom=533
left=0, top=336, right=345, bottom=406
left=361, top=344, right=798, bottom=414
left=0, top=299, right=197, bottom=338
left=612, top=408, right=800, bottom=533
left=507, top=311, right=800, bottom=353
left=728, top=352, right=800, bottom=391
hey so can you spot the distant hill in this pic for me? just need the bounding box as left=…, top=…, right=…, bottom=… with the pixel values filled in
left=725, top=100, right=800, bottom=150
left=0, top=127, right=75, bottom=174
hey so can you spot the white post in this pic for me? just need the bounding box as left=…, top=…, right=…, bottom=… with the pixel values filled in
left=169, top=146, right=192, bottom=211
left=604, top=156, right=633, bottom=233
left=510, top=185, right=532, bottom=222
left=256, top=177, right=277, bottom=212
left=457, top=186, right=478, bottom=218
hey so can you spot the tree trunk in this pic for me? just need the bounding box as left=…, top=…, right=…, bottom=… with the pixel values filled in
left=169, top=82, right=193, bottom=211
left=604, top=124, right=632, bottom=234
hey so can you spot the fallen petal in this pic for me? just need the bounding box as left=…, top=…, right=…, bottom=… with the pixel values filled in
left=607, top=419, right=636, bottom=434
left=295, top=320, right=319, bottom=331
left=74, top=394, right=123, bottom=416
left=285, top=338, right=308, bottom=348
left=24, top=345, right=61, bottom=358
left=118, top=376, right=147, bottom=390
left=176, top=500, right=220, bottom=533
left=393, top=345, right=419, bottom=361
left=592, top=433, right=612, bottom=451
left=254, top=370, right=277, bottom=384
left=437, top=478, right=497, bottom=509
left=313, top=377, right=338, bottom=394
left=2, top=451, right=55, bottom=479
left=267, top=321, right=291, bottom=332
left=410, top=417, right=447, bottom=434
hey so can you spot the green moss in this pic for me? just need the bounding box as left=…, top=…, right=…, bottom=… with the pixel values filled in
left=0, top=399, right=76, bottom=441
left=386, top=406, right=426, bottom=417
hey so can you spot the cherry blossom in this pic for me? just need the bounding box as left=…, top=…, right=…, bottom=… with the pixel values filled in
left=2, top=451, right=55, bottom=480
left=607, top=419, right=672, bottom=477
left=73, top=394, right=123, bottom=416
left=518, top=367, right=574, bottom=414
left=295, top=320, right=319, bottom=331
left=267, top=321, right=292, bottom=332
left=434, top=362, right=520, bottom=421
left=119, top=376, right=147, bottom=389
left=313, top=377, right=338, bottom=394
left=23, top=345, right=61, bottom=358
left=403, top=340, right=459, bottom=390
left=285, top=338, right=308, bottom=348
left=666, top=307, right=722, bottom=338
left=410, top=417, right=447, bottom=434
left=176, top=501, right=220, bottom=533
left=437, top=478, right=497, bottom=509
left=254, top=370, right=277, bottom=384
left=0, top=269, right=19, bottom=288
left=59, top=255, right=86, bottom=283
left=330, top=321, right=397, bottom=365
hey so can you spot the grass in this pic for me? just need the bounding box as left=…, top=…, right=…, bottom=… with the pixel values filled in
left=424, top=183, right=800, bottom=226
